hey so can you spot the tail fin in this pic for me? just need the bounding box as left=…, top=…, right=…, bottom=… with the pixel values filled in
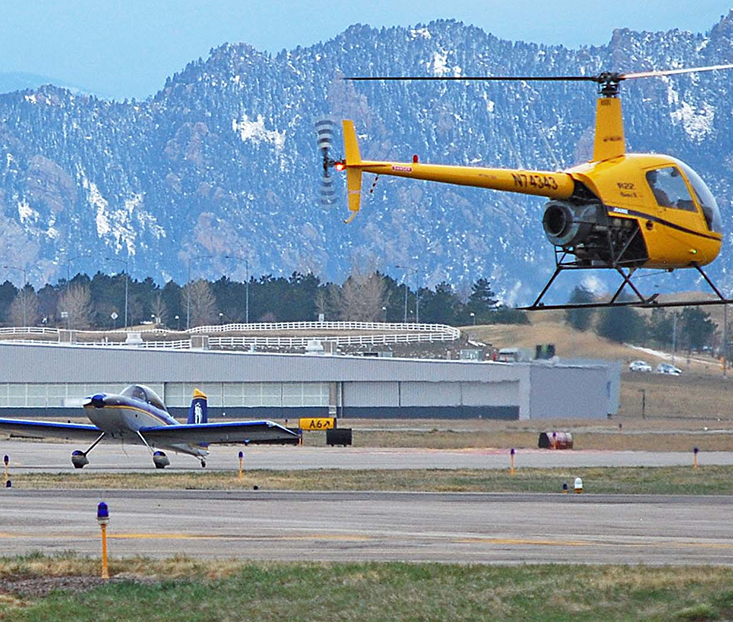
left=187, top=389, right=208, bottom=424
left=342, top=120, right=363, bottom=223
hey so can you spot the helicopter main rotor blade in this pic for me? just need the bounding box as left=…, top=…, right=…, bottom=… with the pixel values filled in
left=346, top=75, right=596, bottom=82
left=621, top=62, right=733, bottom=80
left=348, top=63, right=733, bottom=84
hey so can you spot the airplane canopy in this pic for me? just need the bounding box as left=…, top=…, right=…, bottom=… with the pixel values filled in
left=121, top=384, right=167, bottom=412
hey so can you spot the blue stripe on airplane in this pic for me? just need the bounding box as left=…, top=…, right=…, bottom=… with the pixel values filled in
left=0, top=419, right=99, bottom=431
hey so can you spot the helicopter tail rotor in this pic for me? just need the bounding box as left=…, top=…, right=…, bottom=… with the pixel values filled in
left=315, top=117, right=341, bottom=207
left=315, top=117, right=363, bottom=222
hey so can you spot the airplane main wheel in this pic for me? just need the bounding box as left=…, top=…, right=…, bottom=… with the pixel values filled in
left=201, top=459, right=206, bottom=468
left=71, top=450, right=89, bottom=469
left=153, top=451, right=170, bottom=469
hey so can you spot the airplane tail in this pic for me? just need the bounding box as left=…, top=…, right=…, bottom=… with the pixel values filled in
left=342, top=120, right=363, bottom=223
left=187, top=389, right=208, bottom=425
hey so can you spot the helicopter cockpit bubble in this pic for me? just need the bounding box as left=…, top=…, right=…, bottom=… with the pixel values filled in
left=677, top=161, right=722, bottom=233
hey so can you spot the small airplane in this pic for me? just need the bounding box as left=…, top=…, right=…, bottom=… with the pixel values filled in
left=0, top=384, right=299, bottom=469
left=318, top=63, right=733, bottom=309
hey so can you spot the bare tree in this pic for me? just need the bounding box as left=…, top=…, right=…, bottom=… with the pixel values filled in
left=338, top=269, right=388, bottom=321
left=57, top=283, right=93, bottom=329
left=150, top=291, right=168, bottom=326
left=182, top=279, right=217, bottom=327
left=8, top=286, right=39, bottom=327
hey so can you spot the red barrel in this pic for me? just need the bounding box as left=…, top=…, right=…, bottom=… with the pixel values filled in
left=538, top=431, right=574, bottom=450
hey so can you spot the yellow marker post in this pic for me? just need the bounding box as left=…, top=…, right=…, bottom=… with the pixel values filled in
left=238, top=451, right=244, bottom=480
left=510, top=448, right=515, bottom=476
left=97, top=502, right=110, bottom=580
left=694, top=447, right=699, bottom=470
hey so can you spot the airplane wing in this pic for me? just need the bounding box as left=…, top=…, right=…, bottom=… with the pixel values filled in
left=140, top=420, right=300, bottom=446
left=0, top=418, right=102, bottom=441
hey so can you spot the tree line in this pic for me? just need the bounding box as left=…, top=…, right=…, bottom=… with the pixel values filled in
left=565, top=286, right=721, bottom=354
left=0, top=271, right=528, bottom=330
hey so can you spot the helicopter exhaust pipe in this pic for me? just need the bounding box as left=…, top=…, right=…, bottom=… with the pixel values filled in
left=542, top=201, right=603, bottom=248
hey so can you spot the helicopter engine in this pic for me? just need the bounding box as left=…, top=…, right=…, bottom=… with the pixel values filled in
left=542, top=201, right=604, bottom=247
left=542, top=200, right=647, bottom=267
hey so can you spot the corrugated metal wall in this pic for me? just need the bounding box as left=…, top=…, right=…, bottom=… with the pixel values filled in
left=0, top=343, right=618, bottom=419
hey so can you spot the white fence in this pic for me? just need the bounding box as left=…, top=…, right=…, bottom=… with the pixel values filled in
left=0, top=321, right=460, bottom=350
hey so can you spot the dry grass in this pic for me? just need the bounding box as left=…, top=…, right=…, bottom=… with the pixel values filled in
left=10, top=465, right=733, bottom=494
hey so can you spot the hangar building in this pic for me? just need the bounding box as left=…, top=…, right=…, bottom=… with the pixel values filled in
left=0, top=342, right=618, bottom=420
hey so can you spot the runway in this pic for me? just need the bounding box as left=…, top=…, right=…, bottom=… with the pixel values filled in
left=0, top=439, right=729, bottom=471
left=2, top=489, right=733, bottom=565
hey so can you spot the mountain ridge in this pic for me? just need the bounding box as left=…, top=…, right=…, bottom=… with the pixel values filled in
left=1, top=14, right=732, bottom=304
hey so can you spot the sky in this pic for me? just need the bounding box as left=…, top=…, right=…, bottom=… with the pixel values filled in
left=0, top=0, right=731, bottom=100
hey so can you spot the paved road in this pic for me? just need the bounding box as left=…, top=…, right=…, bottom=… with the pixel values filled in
left=2, top=489, right=733, bottom=565
left=0, top=439, right=729, bottom=471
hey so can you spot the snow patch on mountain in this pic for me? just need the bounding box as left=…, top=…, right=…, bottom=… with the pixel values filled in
left=17, top=198, right=38, bottom=225
left=670, top=101, right=715, bottom=141
left=232, top=113, right=286, bottom=150
left=81, top=175, right=136, bottom=255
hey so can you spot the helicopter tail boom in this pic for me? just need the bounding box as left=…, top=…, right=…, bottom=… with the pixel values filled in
left=340, top=119, right=575, bottom=221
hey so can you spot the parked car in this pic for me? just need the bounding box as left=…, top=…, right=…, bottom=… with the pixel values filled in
left=656, top=363, right=682, bottom=376
left=629, top=360, right=652, bottom=372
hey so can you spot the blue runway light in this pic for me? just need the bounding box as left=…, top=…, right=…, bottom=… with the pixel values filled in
left=238, top=451, right=244, bottom=459
left=97, top=501, right=109, bottom=524
left=3, top=455, right=8, bottom=465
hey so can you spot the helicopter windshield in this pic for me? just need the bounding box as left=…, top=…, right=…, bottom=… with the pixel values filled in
left=120, top=384, right=168, bottom=412
left=677, top=162, right=722, bottom=234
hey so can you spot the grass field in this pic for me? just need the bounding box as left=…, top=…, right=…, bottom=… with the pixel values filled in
left=10, top=465, right=733, bottom=495
left=1, top=555, right=733, bottom=621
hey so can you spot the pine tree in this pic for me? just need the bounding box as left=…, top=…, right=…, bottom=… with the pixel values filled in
left=565, top=286, right=595, bottom=331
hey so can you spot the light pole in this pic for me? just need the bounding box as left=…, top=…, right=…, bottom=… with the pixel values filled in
left=59, top=253, right=91, bottom=286
left=396, top=265, right=418, bottom=324
left=175, top=315, right=180, bottom=331
left=470, top=312, right=476, bottom=325
left=3, top=265, right=28, bottom=327
left=224, top=254, right=250, bottom=324
left=724, top=302, right=728, bottom=378
left=382, top=305, right=387, bottom=323
left=186, top=254, right=212, bottom=330
left=104, top=257, right=128, bottom=330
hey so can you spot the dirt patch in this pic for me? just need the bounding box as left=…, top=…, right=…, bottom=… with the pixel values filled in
left=0, top=573, right=158, bottom=598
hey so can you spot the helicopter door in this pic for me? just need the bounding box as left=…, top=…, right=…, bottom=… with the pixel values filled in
left=645, top=167, right=697, bottom=213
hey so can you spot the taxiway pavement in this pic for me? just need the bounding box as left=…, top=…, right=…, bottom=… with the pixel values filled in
left=2, top=489, right=733, bottom=565
left=0, top=440, right=729, bottom=471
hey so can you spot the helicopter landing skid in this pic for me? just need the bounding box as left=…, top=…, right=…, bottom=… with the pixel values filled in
left=521, top=262, right=733, bottom=310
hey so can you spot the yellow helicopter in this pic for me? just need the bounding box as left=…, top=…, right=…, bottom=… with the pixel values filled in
left=318, top=64, right=733, bottom=309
